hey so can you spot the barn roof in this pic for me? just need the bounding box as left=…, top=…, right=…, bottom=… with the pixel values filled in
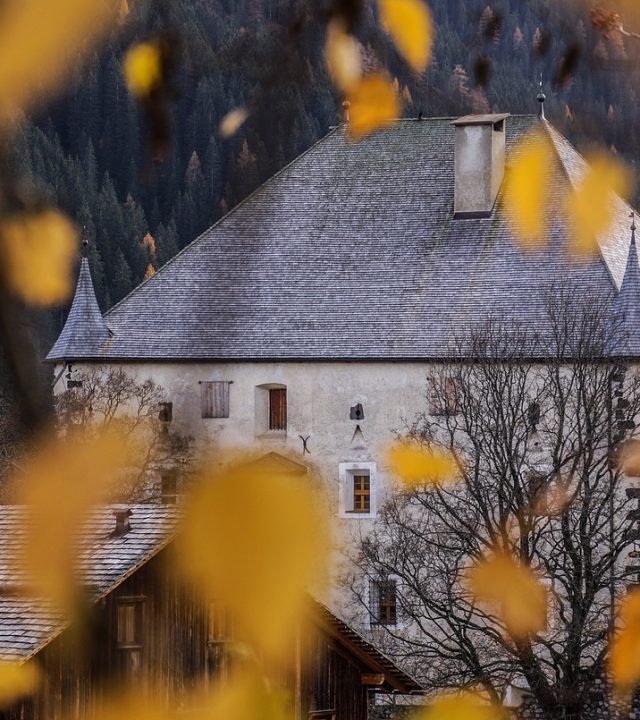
left=0, top=504, right=421, bottom=693
left=0, top=505, right=180, bottom=661
left=46, top=115, right=640, bottom=362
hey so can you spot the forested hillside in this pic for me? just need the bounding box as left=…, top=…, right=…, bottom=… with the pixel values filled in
left=15, top=0, right=640, bottom=344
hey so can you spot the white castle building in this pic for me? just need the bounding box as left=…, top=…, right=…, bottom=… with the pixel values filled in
left=46, top=106, right=640, bottom=646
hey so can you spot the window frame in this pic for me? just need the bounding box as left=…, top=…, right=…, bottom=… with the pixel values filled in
left=338, top=462, right=377, bottom=518
left=369, top=578, right=398, bottom=627
left=116, top=596, right=145, bottom=650
left=255, top=383, right=288, bottom=437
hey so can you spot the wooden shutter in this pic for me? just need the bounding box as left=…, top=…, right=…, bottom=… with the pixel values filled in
left=269, top=388, right=287, bottom=430
left=201, top=381, right=230, bottom=418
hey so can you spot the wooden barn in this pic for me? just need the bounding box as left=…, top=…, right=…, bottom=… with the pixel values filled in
left=0, top=505, right=420, bottom=720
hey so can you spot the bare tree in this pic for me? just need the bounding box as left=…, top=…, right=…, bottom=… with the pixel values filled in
left=55, top=368, right=193, bottom=501
left=352, top=288, right=640, bottom=719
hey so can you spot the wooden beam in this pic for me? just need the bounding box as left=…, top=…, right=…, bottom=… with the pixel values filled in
left=361, top=673, right=385, bottom=686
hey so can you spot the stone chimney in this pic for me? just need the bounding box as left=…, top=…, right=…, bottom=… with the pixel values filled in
left=451, top=113, right=510, bottom=218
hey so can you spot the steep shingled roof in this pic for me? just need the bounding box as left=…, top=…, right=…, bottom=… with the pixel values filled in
left=47, top=258, right=111, bottom=361
left=46, top=116, right=639, bottom=361
left=0, top=505, right=421, bottom=695
left=610, top=226, right=640, bottom=356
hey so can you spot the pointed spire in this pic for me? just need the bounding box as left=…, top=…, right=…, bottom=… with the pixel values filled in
left=537, top=75, right=546, bottom=120
left=46, top=249, right=111, bottom=362
left=609, top=212, right=640, bottom=357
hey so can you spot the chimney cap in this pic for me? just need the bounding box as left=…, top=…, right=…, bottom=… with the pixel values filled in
left=451, top=113, right=510, bottom=126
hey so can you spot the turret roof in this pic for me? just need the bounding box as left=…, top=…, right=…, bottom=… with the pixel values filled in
left=46, top=258, right=111, bottom=361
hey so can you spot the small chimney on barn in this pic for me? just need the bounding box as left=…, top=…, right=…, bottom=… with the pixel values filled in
left=451, top=113, right=510, bottom=218
left=111, top=508, right=132, bottom=537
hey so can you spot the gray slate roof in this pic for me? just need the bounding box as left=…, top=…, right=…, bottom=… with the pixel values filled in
left=46, top=115, right=640, bottom=361
left=0, top=505, right=179, bottom=661
left=47, top=258, right=111, bottom=360
left=611, top=229, right=640, bottom=356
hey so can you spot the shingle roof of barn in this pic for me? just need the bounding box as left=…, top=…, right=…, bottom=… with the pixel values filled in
left=0, top=503, right=421, bottom=693
left=46, top=115, right=640, bottom=362
left=0, top=505, right=180, bottom=661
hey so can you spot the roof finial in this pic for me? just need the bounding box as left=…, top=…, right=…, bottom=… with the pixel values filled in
left=537, top=75, right=546, bottom=120
left=631, top=211, right=636, bottom=240
left=81, top=225, right=89, bottom=258
left=342, top=100, right=351, bottom=125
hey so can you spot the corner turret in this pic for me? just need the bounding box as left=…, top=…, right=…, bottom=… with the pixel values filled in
left=609, top=216, right=640, bottom=357
left=46, top=252, right=111, bottom=362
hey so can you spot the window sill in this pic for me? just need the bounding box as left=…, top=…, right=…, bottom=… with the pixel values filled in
left=339, top=511, right=376, bottom=520
left=257, top=430, right=287, bottom=439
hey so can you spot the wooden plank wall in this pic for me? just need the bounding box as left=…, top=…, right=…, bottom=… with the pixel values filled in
left=5, top=551, right=372, bottom=720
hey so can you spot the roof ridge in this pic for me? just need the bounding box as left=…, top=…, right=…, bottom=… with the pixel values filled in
left=105, top=125, right=343, bottom=319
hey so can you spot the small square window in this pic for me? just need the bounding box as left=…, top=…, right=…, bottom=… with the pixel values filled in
left=117, top=599, right=144, bottom=648
left=428, top=378, right=458, bottom=416
left=66, top=380, right=83, bottom=389
left=339, top=462, right=376, bottom=518
left=370, top=579, right=397, bottom=626
left=158, top=401, right=173, bottom=422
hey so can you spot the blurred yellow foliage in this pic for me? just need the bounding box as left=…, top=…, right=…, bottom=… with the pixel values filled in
left=204, top=668, right=292, bottom=720
left=387, top=443, right=457, bottom=488
left=347, top=73, right=400, bottom=139
left=567, top=153, right=631, bottom=255
left=610, top=588, right=640, bottom=691
left=504, top=133, right=553, bottom=248
left=178, top=464, right=328, bottom=662
left=416, top=692, right=504, bottom=720
left=0, top=662, right=39, bottom=707
left=0, top=0, right=117, bottom=123
left=219, top=107, right=250, bottom=139
left=11, top=432, right=132, bottom=609
left=1, top=210, right=78, bottom=306
left=378, top=0, right=433, bottom=72
left=325, top=20, right=362, bottom=93
left=124, top=42, right=162, bottom=98
left=468, top=551, right=547, bottom=638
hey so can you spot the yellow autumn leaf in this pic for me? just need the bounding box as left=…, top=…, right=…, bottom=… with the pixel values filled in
left=347, top=73, right=400, bottom=139
left=124, top=42, right=162, bottom=98
left=417, top=692, right=504, bottom=720
left=378, top=0, right=433, bottom=72
left=10, top=432, right=133, bottom=609
left=0, top=662, right=40, bottom=707
left=178, top=463, right=329, bottom=662
left=387, top=443, right=458, bottom=488
left=610, top=588, right=640, bottom=691
left=567, top=152, right=631, bottom=255
left=0, top=0, right=117, bottom=123
left=325, top=20, right=362, bottom=93
left=219, top=107, right=250, bottom=139
left=1, top=210, right=78, bottom=306
left=504, top=133, right=553, bottom=248
left=468, top=551, right=547, bottom=638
